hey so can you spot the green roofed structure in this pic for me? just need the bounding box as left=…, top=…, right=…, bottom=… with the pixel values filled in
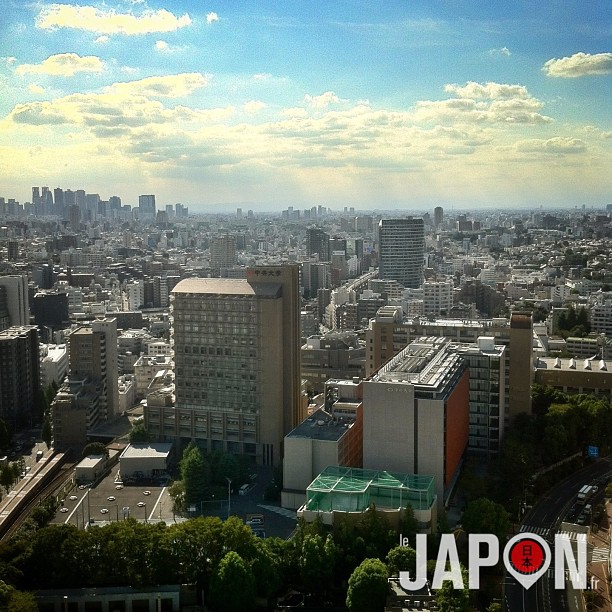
left=297, top=465, right=437, bottom=533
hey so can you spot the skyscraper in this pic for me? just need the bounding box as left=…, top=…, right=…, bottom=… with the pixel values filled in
left=306, top=228, right=330, bottom=262
left=0, top=275, right=29, bottom=326
left=378, top=218, right=425, bottom=288
left=210, top=234, right=237, bottom=269
left=434, top=206, right=444, bottom=228
left=69, top=318, right=119, bottom=421
left=170, top=265, right=300, bottom=465
left=0, top=326, right=40, bottom=429
left=139, top=194, right=156, bottom=218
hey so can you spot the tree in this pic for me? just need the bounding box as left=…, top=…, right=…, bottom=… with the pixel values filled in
left=386, top=545, right=416, bottom=577
left=435, top=565, right=471, bottom=612
left=400, top=504, right=418, bottom=545
left=208, top=551, right=255, bottom=612
left=0, top=418, right=11, bottom=449
left=81, top=442, right=108, bottom=459
left=299, top=534, right=334, bottom=593
left=346, top=558, right=389, bottom=612
left=41, top=416, right=52, bottom=447
left=129, top=422, right=149, bottom=444
left=168, top=480, right=186, bottom=514
left=461, top=498, right=510, bottom=544
left=180, top=443, right=211, bottom=505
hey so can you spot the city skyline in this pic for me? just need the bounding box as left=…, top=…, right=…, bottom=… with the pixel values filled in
left=1, top=1, right=611, bottom=211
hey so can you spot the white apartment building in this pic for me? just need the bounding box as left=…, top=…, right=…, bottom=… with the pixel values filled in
left=422, top=280, right=454, bottom=316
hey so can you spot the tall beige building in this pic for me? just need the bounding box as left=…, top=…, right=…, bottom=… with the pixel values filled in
left=69, top=318, right=119, bottom=421
left=170, top=265, right=300, bottom=466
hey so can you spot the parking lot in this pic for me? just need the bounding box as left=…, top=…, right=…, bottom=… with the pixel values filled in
left=51, top=463, right=297, bottom=538
left=52, top=469, right=171, bottom=528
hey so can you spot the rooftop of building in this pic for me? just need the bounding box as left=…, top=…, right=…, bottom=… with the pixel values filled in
left=77, top=455, right=106, bottom=468
left=535, top=356, right=610, bottom=372
left=287, top=407, right=355, bottom=442
left=119, top=442, right=173, bottom=460
left=370, top=336, right=464, bottom=388
left=304, top=465, right=436, bottom=512
left=172, top=277, right=281, bottom=297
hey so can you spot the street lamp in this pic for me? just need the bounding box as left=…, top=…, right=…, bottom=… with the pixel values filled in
left=143, top=502, right=147, bottom=523
left=226, top=478, right=232, bottom=519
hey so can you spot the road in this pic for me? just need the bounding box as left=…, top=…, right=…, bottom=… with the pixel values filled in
left=504, top=458, right=612, bottom=612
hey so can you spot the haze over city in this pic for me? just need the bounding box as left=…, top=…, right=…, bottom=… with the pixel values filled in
left=1, top=1, right=611, bottom=211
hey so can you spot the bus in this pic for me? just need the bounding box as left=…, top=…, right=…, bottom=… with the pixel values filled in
left=576, top=484, right=595, bottom=504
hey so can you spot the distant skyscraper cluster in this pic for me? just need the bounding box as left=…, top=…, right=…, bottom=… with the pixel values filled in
left=0, top=186, right=190, bottom=224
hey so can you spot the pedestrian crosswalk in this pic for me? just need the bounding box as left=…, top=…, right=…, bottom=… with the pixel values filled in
left=519, top=525, right=551, bottom=538
left=591, top=547, right=609, bottom=563
left=258, top=504, right=297, bottom=520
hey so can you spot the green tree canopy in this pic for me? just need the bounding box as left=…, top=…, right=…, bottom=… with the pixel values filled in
left=81, top=442, right=108, bottom=459
left=128, top=422, right=149, bottom=444
left=208, top=551, right=255, bottom=612
left=461, top=498, right=511, bottom=543
left=346, top=558, right=389, bottom=612
left=386, top=545, right=416, bottom=577
left=299, top=534, right=334, bottom=593
left=179, top=443, right=211, bottom=505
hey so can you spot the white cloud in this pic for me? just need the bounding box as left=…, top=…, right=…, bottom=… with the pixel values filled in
left=28, top=83, right=45, bottom=94
left=243, top=100, right=267, bottom=114
left=106, top=73, right=209, bottom=98
left=304, top=92, right=342, bottom=109
left=414, top=82, right=551, bottom=125
left=206, top=12, right=219, bottom=24
left=515, top=137, right=587, bottom=154
left=36, top=4, right=192, bottom=35
left=488, top=47, right=511, bottom=57
left=95, top=35, right=110, bottom=44
left=445, top=81, right=529, bottom=100
left=542, top=52, right=612, bottom=78
left=155, top=40, right=169, bottom=52
left=16, top=53, right=104, bottom=77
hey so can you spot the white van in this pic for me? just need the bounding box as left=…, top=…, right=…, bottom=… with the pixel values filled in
left=239, top=484, right=250, bottom=496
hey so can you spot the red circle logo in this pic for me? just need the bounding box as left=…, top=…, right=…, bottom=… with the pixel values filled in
left=508, top=537, right=546, bottom=575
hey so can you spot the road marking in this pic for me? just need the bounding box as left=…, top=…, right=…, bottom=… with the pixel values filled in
left=149, top=487, right=166, bottom=521
left=591, top=546, right=609, bottom=563
left=65, top=490, right=88, bottom=525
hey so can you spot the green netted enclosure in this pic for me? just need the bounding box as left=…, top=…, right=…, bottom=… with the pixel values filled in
left=304, top=466, right=435, bottom=513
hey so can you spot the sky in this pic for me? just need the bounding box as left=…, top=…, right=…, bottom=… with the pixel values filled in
left=0, top=1, right=611, bottom=212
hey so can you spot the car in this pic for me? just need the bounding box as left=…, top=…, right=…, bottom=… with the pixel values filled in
left=78, top=484, right=86, bottom=490
left=143, top=490, right=151, bottom=496
left=100, top=508, right=109, bottom=514
left=107, top=495, right=116, bottom=501
left=247, top=517, right=263, bottom=526
left=69, top=495, right=77, bottom=501
left=137, top=501, right=146, bottom=507
left=60, top=507, right=69, bottom=513
left=115, top=484, right=124, bottom=490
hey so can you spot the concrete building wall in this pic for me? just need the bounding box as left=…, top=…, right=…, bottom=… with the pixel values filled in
left=362, top=383, right=416, bottom=473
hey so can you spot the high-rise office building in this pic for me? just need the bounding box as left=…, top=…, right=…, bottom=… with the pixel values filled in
left=169, top=265, right=300, bottom=465
left=0, top=275, right=29, bottom=326
left=69, top=318, right=119, bottom=421
left=306, top=228, right=330, bottom=262
left=139, top=194, right=156, bottom=218
left=378, top=218, right=425, bottom=288
left=434, top=206, right=444, bottom=228
left=0, top=326, right=40, bottom=429
left=210, top=234, right=237, bottom=269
